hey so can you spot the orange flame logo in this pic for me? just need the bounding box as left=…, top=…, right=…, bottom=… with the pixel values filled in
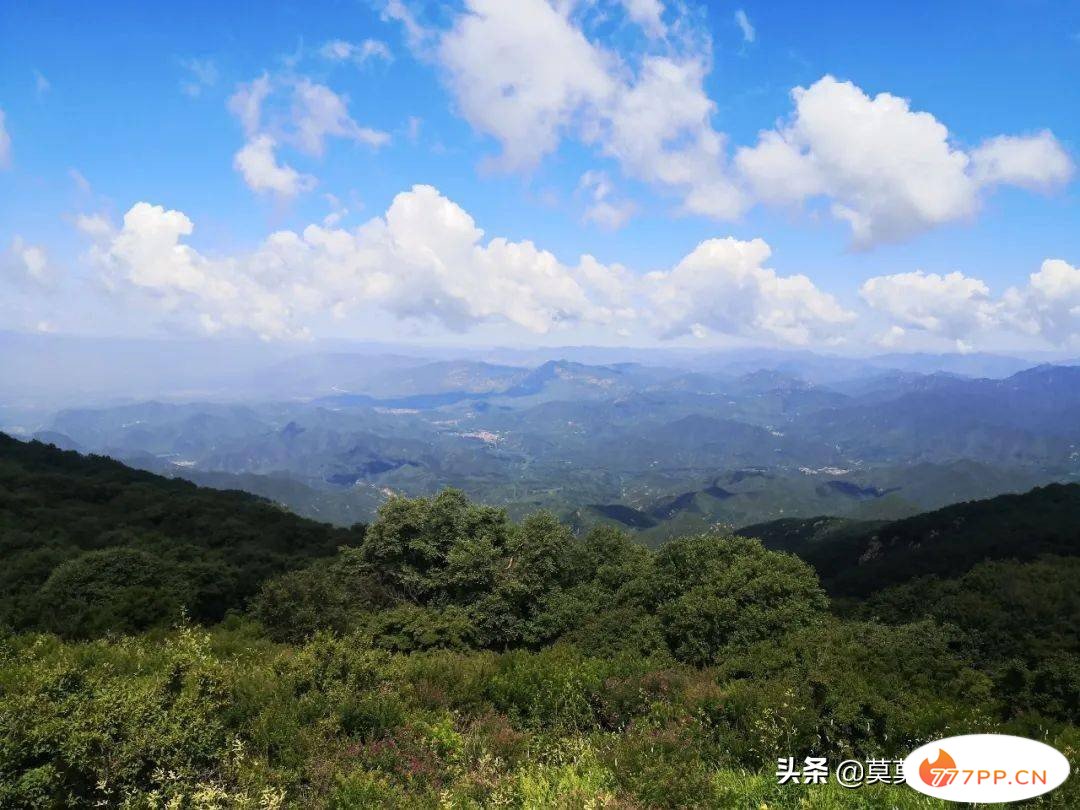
left=919, top=748, right=958, bottom=787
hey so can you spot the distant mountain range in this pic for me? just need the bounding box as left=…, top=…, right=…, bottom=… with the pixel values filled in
left=3, top=339, right=1078, bottom=532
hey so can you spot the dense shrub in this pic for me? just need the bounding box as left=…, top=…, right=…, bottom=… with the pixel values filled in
left=654, top=534, right=828, bottom=665
left=252, top=492, right=830, bottom=670
left=2, top=626, right=1075, bottom=808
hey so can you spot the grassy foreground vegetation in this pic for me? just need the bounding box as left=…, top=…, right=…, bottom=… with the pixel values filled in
left=8, top=619, right=1076, bottom=808
left=1, top=436, right=1077, bottom=806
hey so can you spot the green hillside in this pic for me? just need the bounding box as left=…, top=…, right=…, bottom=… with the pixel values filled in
left=741, top=483, right=1080, bottom=595
left=1, top=435, right=1077, bottom=807
left=0, top=433, right=362, bottom=637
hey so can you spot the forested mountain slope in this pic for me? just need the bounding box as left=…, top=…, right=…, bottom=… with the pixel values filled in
left=741, top=482, right=1080, bottom=595
left=0, top=433, right=361, bottom=636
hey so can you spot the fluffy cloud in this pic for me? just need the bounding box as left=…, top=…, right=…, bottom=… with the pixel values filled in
left=737, top=77, right=977, bottom=246
left=735, top=77, right=1073, bottom=246
left=77, top=185, right=867, bottom=346
left=436, top=1, right=742, bottom=216
left=645, top=237, right=855, bottom=345
left=438, top=0, right=614, bottom=170
left=233, top=135, right=317, bottom=198
left=859, top=270, right=1000, bottom=341
left=1003, top=259, right=1080, bottom=345
left=970, top=131, right=1074, bottom=191
left=290, top=78, right=390, bottom=155
left=69, top=182, right=1080, bottom=349
left=0, top=109, right=11, bottom=169
left=732, top=130, right=822, bottom=206
left=398, top=2, right=1073, bottom=247
left=227, top=74, right=388, bottom=196
left=81, top=186, right=626, bottom=339
left=344, top=185, right=620, bottom=332
left=601, top=56, right=744, bottom=219
left=862, top=261, right=1080, bottom=347
left=87, top=202, right=297, bottom=338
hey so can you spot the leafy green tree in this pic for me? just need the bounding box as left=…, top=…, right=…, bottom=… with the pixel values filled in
left=508, top=511, right=574, bottom=596
left=358, top=604, right=480, bottom=652
left=524, top=526, right=656, bottom=652
left=566, top=525, right=654, bottom=600
left=361, top=490, right=511, bottom=603
left=36, top=548, right=185, bottom=637
left=654, top=534, right=828, bottom=665
left=250, top=548, right=392, bottom=643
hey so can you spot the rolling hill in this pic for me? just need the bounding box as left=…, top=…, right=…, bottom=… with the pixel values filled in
left=0, top=433, right=361, bottom=636
left=741, top=483, right=1080, bottom=596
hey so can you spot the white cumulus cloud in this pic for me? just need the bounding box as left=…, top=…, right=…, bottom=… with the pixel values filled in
left=737, top=77, right=977, bottom=246
left=435, top=1, right=742, bottom=217
left=438, top=0, right=615, bottom=170
left=860, top=270, right=1001, bottom=340
left=233, top=135, right=317, bottom=198
left=86, top=202, right=298, bottom=339
left=602, top=56, right=745, bottom=219
left=1003, top=259, right=1080, bottom=345
left=862, top=260, right=1080, bottom=348
left=76, top=185, right=872, bottom=347
left=396, top=1, right=1073, bottom=248
left=970, top=131, right=1074, bottom=191
left=80, top=186, right=627, bottom=339
left=736, top=76, right=1073, bottom=247
left=645, top=237, right=855, bottom=345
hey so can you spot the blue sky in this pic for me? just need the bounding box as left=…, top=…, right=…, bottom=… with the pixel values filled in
left=0, top=0, right=1077, bottom=352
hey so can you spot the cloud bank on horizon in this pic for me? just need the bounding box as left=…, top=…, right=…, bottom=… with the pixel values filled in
left=0, top=0, right=1077, bottom=352
left=58, top=184, right=1077, bottom=352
